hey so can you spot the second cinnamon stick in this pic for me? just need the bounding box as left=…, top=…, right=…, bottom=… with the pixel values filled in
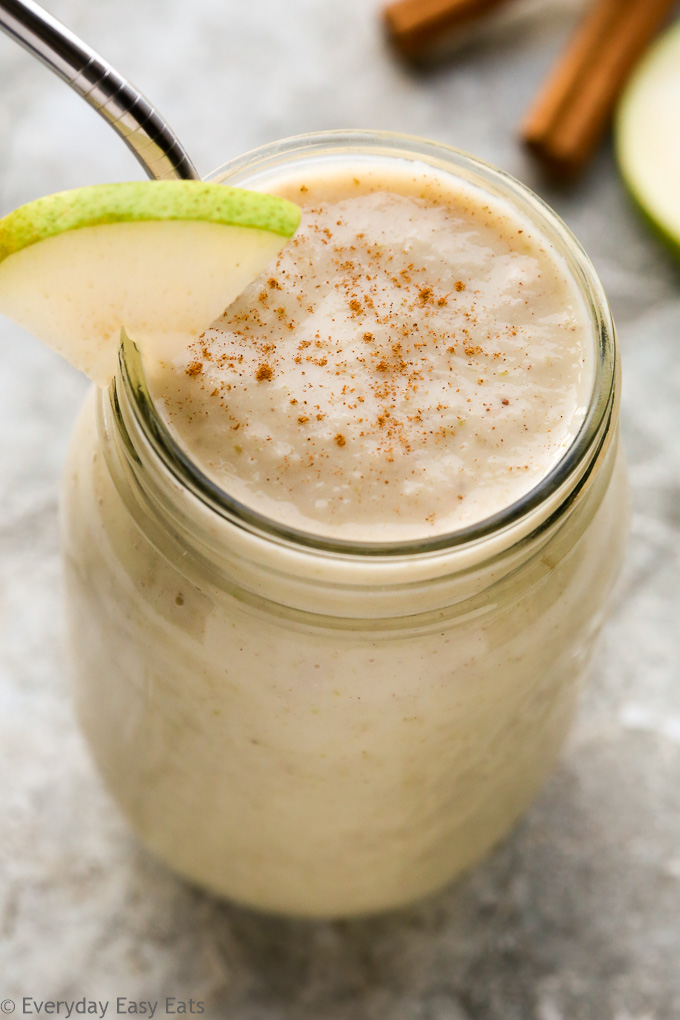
left=521, top=0, right=677, bottom=177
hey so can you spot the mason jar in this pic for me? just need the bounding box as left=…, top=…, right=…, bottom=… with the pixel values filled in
left=61, top=131, right=627, bottom=918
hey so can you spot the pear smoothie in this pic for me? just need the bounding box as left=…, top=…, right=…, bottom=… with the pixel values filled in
left=56, top=134, right=626, bottom=917
left=149, top=164, right=592, bottom=541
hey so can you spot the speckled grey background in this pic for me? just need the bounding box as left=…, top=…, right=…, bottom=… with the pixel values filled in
left=1, top=1, right=679, bottom=1017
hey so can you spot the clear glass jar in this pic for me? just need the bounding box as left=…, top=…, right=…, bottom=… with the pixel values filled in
left=61, top=131, right=627, bottom=918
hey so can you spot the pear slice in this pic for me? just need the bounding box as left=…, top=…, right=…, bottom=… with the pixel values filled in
left=616, top=21, right=680, bottom=259
left=0, top=181, right=301, bottom=384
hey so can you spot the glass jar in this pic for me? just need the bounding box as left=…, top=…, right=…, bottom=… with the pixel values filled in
left=61, top=131, right=627, bottom=918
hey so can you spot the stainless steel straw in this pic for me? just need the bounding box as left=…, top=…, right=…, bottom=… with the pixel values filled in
left=0, top=0, right=199, bottom=181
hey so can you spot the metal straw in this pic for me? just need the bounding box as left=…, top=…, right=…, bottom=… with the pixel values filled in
left=0, top=0, right=199, bottom=181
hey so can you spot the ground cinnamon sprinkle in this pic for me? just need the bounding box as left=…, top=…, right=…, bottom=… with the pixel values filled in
left=161, top=171, right=588, bottom=539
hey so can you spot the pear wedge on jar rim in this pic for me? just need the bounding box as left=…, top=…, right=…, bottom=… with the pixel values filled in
left=0, top=180, right=301, bottom=385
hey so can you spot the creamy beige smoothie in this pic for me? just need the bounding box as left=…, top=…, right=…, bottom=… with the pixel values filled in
left=150, top=164, right=593, bottom=542
left=61, top=135, right=626, bottom=917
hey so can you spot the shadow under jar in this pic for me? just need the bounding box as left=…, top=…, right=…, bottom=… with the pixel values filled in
left=61, top=131, right=627, bottom=918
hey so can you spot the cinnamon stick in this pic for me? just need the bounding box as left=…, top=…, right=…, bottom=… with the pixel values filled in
left=521, top=0, right=677, bottom=177
left=383, top=0, right=517, bottom=60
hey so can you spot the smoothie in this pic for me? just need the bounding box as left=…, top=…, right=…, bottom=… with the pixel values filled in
left=61, top=135, right=625, bottom=917
left=150, top=164, right=592, bottom=541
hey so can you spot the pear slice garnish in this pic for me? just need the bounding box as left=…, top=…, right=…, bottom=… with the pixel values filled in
left=0, top=181, right=301, bottom=384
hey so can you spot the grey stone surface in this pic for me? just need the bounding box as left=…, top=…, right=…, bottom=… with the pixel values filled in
left=1, top=0, right=679, bottom=1017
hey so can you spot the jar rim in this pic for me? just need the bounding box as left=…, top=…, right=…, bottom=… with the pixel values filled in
left=116, top=129, right=617, bottom=562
